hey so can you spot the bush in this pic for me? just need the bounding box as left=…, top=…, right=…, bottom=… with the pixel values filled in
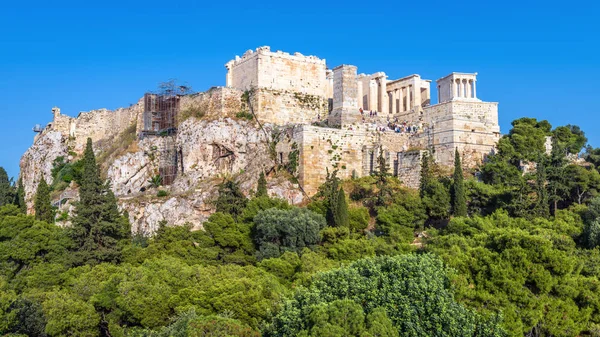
left=157, top=190, right=169, bottom=197
left=235, top=111, right=254, bottom=121
left=253, top=207, right=326, bottom=259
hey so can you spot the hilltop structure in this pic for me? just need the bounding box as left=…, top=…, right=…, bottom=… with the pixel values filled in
left=22, top=46, right=500, bottom=232
left=223, top=46, right=500, bottom=194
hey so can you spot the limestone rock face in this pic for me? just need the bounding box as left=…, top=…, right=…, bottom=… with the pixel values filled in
left=173, top=118, right=273, bottom=192
left=20, top=131, right=68, bottom=212
left=107, top=137, right=162, bottom=197
left=21, top=111, right=308, bottom=235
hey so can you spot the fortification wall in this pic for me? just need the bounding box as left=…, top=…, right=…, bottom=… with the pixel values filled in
left=249, top=89, right=328, bottom=125
left=293, top=125, right=422, bottom=195
left=226, top=46, right=328, bottom=97
left=424, top=101, right=499, bottom=166
left=179, top=87, right=243, bottom=120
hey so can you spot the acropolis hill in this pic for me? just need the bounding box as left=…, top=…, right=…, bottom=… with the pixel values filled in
left=20, top=46, right=500, bottom=232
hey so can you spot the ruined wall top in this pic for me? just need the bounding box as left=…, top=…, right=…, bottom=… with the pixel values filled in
left=225, top=46, right=326, bottom=69
left=225, top=46, right=328, bottom=96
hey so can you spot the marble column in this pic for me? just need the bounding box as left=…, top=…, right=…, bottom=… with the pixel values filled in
left=378, top=76, right=387, bottom=113
left=413, top=79, right=421, bottom=110
left=391, top=89, right=397, bottom=113
left=452, top=79, right=457, bottom=98
left=465, top=79, right=469, bottom=98
left=473, top=80, right=477, bottom=98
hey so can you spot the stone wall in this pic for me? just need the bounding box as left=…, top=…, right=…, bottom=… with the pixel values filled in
left=423, top=100, right=500, bottom=166
left=226, top=46, right=328, bottom=97
left=293, top=125, right=422, bottom=195
left=250, top=89, right=328, bottom=125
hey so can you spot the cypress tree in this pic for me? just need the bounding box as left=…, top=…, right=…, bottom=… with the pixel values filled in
left=451, top=149, right=467, bottom=217
left=374, top=150, right=392, bottom=206
left=0, top=167, right=11, bottom=207
left=256, top=172, right=268, bottom=197
left=215, top=178, right=247, bottom=219
left=419, top=152, right=431, bottom=199
left=15, top=178, right=26, bottom=214
left=334, top=188, right=349, bottom=227
left=34, top=176, right=53, bottom=223
left=70, top=138, right=130, bottom=265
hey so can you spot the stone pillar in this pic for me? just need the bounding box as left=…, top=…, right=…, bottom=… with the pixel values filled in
left=369, top=79, right=377, bottom=111
left=452, top=79, right=457, bottom=98
left=467, top=79, right=472, bottom=98
left=357, top=81, right=363, bottom=109
left=329, top=65, right=358, bottom=127
left=413, top=79, right=421, bottom=110
left=458, top=78, right=463, bottom=98
left=391, top=89, right=397, bottom=113
left=378, top=76, right=387, bottom=113
left=473, top=80, right=477, bottom=98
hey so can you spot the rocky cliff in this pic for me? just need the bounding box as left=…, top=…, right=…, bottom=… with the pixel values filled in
left=20, top=91, right=306, bottom=234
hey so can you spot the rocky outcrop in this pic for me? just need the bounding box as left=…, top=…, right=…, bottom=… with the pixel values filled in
left=20, top=131, right=68, bottom=213
left=21, top=107, right=308, bottom=234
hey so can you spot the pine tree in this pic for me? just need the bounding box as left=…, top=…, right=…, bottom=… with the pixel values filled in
left=15, top=178, right=26, bottom=214
left=0, top=167, right=11, bottom=207
left=451, top=149, right=467, bottom=217
left=34, top=176, right=53, bottom=223
left=70, top=138, right=130, bottom=265
left=334, top=188, right=349, bottom=227
left=256, top=172, right=268, bottom=197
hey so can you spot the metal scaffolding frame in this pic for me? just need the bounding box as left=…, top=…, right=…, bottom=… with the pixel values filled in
left=142, top=83, right=191, bottom=185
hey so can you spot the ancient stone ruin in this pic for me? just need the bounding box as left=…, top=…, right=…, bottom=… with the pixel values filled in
left=224, top=46, right=500, bottom=194
left=22, top=46, right=501, bottom=232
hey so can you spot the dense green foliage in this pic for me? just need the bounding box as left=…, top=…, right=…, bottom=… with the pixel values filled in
left=452, top=148, right=467, bottom=216
left=3, top=117, right=600, bottom=336
left=68, top=138, right=130, bottom=265
left=268, top=254, right=504, bottom=337
left=34, top=177, right=53, bottom=223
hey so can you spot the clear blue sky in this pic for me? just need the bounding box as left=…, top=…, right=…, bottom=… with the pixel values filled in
left=1, top=0, right=598, bottom=178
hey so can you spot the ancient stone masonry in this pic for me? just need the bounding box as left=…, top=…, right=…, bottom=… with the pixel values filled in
left=21, top=45, right=501, bottom=233
left=225, top=46, right=500, bottom=194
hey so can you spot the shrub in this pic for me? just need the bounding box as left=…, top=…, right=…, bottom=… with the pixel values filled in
left=235, top=111, right=254, bottom=121
left=157, top=190, right=169, bottom=197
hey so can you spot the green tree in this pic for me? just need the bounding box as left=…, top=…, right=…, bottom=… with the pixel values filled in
left=452, top=149, right=467, bottom=217
left=256, top=172, right=268, bottom=197
left=34, top=176, right=53, bottom=223
left=268, top=254, right=505, bottom=337
left=215, top=178, right=247, bottom=219
left=0, top=168, right=12, bottom=207
left=14, top=178, right=26, bottom=214
left=419, top=152, right=431, bottom=199
left=373, top=150, right=392, bottom=206
left=333, top=188, right=349, bottom=228
left=69, top=138, right=130, bottom=265
left=534, top=158, right=550, bottom=218
left=254, top=207, right=326, bottom=259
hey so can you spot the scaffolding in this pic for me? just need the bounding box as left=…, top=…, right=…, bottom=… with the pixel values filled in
left=158, top=136, right=181, bottom=185
left=142, top=93, right=181, bottom=134
left=141, top=82, right=192, bottom=186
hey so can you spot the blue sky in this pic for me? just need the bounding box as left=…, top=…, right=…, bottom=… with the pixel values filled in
left=1, top=0, right=598, bottom=178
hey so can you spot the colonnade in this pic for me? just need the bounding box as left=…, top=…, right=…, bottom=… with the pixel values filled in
left=452, top=77, right=477, bottom=99
left=389, top=86, right=412, bottom=113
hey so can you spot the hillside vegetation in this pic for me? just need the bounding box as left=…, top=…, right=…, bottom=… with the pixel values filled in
left=1, top=117, right=600, bottom=336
